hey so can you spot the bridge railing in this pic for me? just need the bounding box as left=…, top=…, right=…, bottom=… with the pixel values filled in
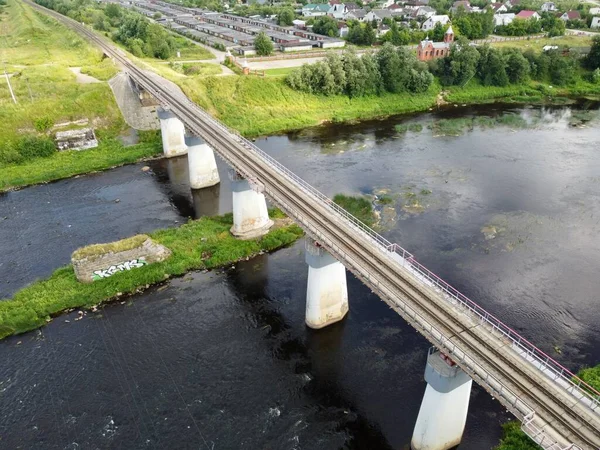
left=129, top=55, right=600, bottom=414
left=182, top=99, right=600, bottom=413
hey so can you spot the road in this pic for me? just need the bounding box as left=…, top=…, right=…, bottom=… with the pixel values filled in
left=23, top=2, right=600, bottom=449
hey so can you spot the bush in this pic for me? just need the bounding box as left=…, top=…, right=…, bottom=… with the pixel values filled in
left=34, top=117, right=54, bottom=132
left=0, top=136, right=56, bottom=165
left=16, top=135, right=56, bottom=160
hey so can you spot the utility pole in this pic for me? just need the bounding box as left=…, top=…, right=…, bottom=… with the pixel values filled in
left=3, top=61, right=16, bottom=104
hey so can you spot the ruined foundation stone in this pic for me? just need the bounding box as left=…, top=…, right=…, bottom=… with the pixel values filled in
left=55, top=128, right=98, bottom=151
left=71, top=235, right=172, bottom=283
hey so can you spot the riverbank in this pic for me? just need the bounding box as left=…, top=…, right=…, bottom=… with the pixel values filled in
left=0, top=210, right=303, bottom=340
left=171, top=75, right=600, bottom=138
left=0, top=136, right=162, bottom=192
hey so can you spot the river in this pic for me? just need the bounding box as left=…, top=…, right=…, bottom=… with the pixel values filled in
left=1, top=104, right=599, bottom=449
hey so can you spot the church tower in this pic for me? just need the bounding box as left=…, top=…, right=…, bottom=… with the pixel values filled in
left=444, top=25, right=454, bottom=43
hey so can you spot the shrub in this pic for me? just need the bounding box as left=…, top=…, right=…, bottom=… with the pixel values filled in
left=15, top=135, right=56, bottom=160
left=34, top=117, right=54, bottom=132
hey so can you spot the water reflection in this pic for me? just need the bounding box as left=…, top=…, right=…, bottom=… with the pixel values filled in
left=192, top=185, right=220, bottom=218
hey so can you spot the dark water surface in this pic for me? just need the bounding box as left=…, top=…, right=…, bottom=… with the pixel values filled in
left=1, top=104, right=599, bottom=449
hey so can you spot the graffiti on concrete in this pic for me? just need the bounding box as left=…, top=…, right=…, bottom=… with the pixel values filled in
left=91, top=258, right=147, bottom=281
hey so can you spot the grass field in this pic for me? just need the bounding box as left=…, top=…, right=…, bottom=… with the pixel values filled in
left=263, top=67, right=297, bottom=77
left=0, top=210, right=303, bottom=340
left=490, top=34, right=593, bottom=51
left=172, top=75, right=439, bottom=137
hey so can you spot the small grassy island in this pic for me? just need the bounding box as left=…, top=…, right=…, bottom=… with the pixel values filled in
left=0, top=210, right=303, bottom=340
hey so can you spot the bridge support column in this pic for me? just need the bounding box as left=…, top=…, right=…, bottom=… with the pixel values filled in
left=230, top=171, right=273, bottom=239
left=186, top=137, right=220, bottom=189
left=305, top=239, right=349, bottom=329
left=157, top=107, right=187, bottom=158
left=412, top=349, right=472, bottom=450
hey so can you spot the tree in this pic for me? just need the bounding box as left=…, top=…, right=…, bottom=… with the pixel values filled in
left=362, top=22, right=376, bottom=46
left=343, top=51, right=368, bottom=97
left=439, top=37, right=480, bottom=86
left=313, top=16, right=338, bottom=37
left=278, top=8, right=295, bottom=26
left=479, top=47, right=508, bottom=86
left=432, top=22, right=445, bottom=41
left=548, top=51, right=577, bottom=86
left=254, top=31, right=273, bottom=56
left=386, top=21, right=410, bottom=46
left=584, top=35, right=600, bottom=70
left=504, top=49, right=530, bottom=83
left=377, top=42, right=402, bottom=92
left=325, top=53, right=346, bottom=95
left=104, top=3, right=121, bottom=19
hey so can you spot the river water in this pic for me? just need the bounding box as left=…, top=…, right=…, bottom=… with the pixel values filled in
left=1, top=104, right=599, bottom=449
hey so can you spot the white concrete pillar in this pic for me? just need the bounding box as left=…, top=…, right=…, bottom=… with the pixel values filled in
left=305, top=239, right=349, bottom=329
left=230, top=171, right=273, bottom=239
left=186, top=136, right=220, bottom=189
left=157, top=107, right=187, bottom=158
left=412, top=349, right=473, bottom=450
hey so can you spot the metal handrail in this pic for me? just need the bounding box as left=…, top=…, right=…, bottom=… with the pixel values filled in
left=185, top=97, right=600, bottom=410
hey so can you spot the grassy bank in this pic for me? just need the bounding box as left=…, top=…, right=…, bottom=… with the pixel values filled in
left=174, top=75, right=440, bottom=137
left=0, top=136, right=162, bottom=191
left=0, top=210, right=303, bottom=340
left=444, top=79, right=600, bottom=105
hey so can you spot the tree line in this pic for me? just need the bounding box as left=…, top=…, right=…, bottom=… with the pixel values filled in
left=286, top=44, right=434, bottom=98
left=285, top=36, right=600, bottom=98
left=35, top=0, right=181, bottom=59
left=433, top=36, right=600, bottom=87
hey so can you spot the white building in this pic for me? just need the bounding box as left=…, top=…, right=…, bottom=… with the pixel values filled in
left=364, top=9, right=393, bottom=22
left=328, top=3, right=347, bottom=19
left=591, top=17, right=600, bottom=28
left=494, top=12, right=515, bottom=27
left=589, top=7, right=600, bottom=15
left=540, top=2, right=556, bottom=12
left=421, top=14, right=450, bottom=31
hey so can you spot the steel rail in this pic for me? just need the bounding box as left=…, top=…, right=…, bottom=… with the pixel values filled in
left=24, top=2, right=600, bottom=448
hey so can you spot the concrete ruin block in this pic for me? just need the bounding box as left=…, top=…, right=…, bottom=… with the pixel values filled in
left=55, top=128, right=98, bottom=151
left=71, top=235, right=172, bottom=283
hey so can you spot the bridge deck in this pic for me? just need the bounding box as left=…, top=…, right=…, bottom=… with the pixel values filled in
left=24, top=2, right=600, bottom=448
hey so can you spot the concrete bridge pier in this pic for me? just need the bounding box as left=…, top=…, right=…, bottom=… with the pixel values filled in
left=412, top=348, right=472, bottom=450
left=157, top=107, right=187, bottom=158
left=185, top=137, right=220, bottom=189
left=229, top=171, right=273, bottom=239
left=305, top=239, right=349, bottom=329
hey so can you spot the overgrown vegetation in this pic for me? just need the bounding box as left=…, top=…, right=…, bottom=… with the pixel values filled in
left=0, top=210, right=304, bottom=340
left=333, top=194, right=376, bottom=227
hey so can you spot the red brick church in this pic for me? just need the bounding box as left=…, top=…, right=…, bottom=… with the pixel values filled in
left=417, top=26, right=454, bottom=62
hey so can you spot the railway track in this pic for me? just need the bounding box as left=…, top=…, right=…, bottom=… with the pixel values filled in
left=23, top=2, right=600, bottom=447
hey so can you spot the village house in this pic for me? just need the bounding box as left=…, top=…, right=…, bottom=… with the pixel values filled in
left=302, top=4, right=330, bottom=17
left=328, top=3, right=348, bottom=19
left=540, top=2, right=556, bottom=12
left=488, top=2, right=508, bottom=13
left=590, top=7, right=600, bottom=15
left=417, top=25, right=454, bottom=61
left=364, top=9, right=393, bottom=22
left=451, top=0, right=471, bottom=14
left=421, top=14, right=450, bottom=31
left=503, top=0, right=520, bottom=8
left=344, top=8, right=367, bottom=21
left=591, top=17, right=600, bottom=29
left=515, top=10, right=540, bottom=20
left=415, top=6, right=436, bottom=18
left=559, top=10, right=581, bottom=22
left=494, top=12, right=515, bottom=27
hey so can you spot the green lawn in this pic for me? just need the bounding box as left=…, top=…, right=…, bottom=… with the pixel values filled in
left=0, top=210, right=303, bottom=340
left=263, top=67, right=297, bottom=77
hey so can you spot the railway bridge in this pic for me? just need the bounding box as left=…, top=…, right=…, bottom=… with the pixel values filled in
left=24, top=2, right=600, bottom=448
